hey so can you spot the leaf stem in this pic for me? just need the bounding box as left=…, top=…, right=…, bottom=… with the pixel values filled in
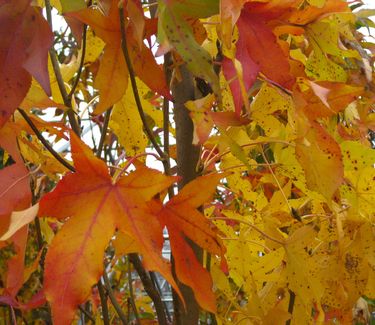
left=211, top=217, right=285, bottom=246
left=209, top=139, right=295, bottom=167
left=17, top=109, right=75, bottom=172
left=118, top=8, right=166, bottom=161
left=102, top=272, right=128, bottom=324
left=260, top=146, right=292, bottom=213
left=44, top=0, right=81, bottom=136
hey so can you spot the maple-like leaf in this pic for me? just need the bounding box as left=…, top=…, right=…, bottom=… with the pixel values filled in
left=296, top=121, right=344, bottom=200
left=39, top=133, right=179, bottom=324
left=158, top=0, right=220, bottom=97
left=222, top=4, right=294, bottom=115
left=0, top=122, right=33, bottom=304
left=158, top=173, right=227, bottom=313
left=296, top=80, right=363, bottom=120
left=0, top=0, right=52, bottom=127
left=67, top=0, right=170, bottom=113
left=0, top=122, right=32, bottom=233
left=186, top=94, right=249, bottom=143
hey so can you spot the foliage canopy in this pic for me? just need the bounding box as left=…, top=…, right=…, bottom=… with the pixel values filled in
left=0, top=0, right=374, bottom=324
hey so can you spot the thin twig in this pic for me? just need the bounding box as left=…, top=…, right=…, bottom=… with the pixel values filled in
left=221, top=238, right=271, bottom=253
left=9, top=306, right=16, bottom=325
left=260, top=146, right=292, bottom=213
left=45, top=0, right=81, bottom=136
left=127, top=259, right=141, bottom=325
left=102, top=272, right=127, bottom=324
left=97, top=280, right=110, bottom=325
left=78, top=305, right=95, bottom=323
left=17, top=109, right=75, bottom=173
left=96, top=108, right=113, bottom=158
left=128, top=254, right=168, bottom=325
left=118, top=7, right=166, bottom=160
left=211, top=217, right=285, bottom=246
left=150, top=271, right=172, bottom=322
left=68, top=24, right=88, bottom=100
left=34, top=218, right=44, bottom=250
left=207, top=139, right=295, bottom=167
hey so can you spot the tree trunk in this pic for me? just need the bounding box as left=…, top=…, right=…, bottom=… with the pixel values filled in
left=171, top=64, right=202, bottom=325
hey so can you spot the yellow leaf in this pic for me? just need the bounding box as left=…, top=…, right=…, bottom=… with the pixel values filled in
left=296, top=122, right=343, bottom=200
left=18, top=134, right=68, bottom=178
left=307, top=0, right=326, bottom=8
left=112, top=231, right=140, bottom=255
left=305, top=45, right=347, bottom=82
left=85, top=29, right=105, bottom=65
left=109, top=86, right=148, bottom=157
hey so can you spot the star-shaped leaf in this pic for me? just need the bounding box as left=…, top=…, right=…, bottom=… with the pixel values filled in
left=39, top=133, right=179, bottom=324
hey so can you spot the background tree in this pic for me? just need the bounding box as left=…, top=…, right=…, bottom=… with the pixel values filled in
left=0, top=0, right=374, bottom=324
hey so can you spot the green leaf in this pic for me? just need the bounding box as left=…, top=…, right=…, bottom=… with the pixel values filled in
left=158, top=1, right=220, bottom=97
left=59, top=0, right=85, bottom=13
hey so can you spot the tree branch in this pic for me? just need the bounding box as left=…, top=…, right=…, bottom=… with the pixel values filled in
left=102, top=272, right=128, bottom=324
left=118, top=7, right=166, bottom=160
left=96, top=108, right=113, bottom=158
left=68, top=24, right=88, bottom=100
left=44, top=0, right=81, bottom=136
left=78, top=305, right=95, bottom=323
left=97, top=280, right=110, bottom=325
left=128, top=254, right=168, bottom=325
left=127, top=259, right=141, bottom=325
left=17, top=109, right=75, bottom=173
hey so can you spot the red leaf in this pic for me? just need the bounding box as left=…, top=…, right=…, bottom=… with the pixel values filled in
left=236, top=11, right=294, bottom=89
left=0, top=0, right=52, bottom=127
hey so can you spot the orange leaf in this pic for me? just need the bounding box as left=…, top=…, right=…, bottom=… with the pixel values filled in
left=67, top=0, right=170, bottom=113
left=158, top=173, right=227, bottom=312
left=296, top=80, right=363, bottom=120
left=39, top=133, right=180, bottom=324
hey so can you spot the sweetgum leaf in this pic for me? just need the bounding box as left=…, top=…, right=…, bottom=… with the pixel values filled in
left=39, top=133, right=179, bottom=324
left=0, top=0, right=52, bottom=126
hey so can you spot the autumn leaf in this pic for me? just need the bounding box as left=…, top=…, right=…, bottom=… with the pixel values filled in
left=39, top=133, right=179, bottom=324
left=67, top=0, right=170, bottom=113
left=0, top=122, right=32, bottom=233
left=296, top=121, right=344, bottom=200
left=0, top=204, right=38, bottom=241
left=296, top=79, right=363, bottom=120
left=158, top=0, right=220, bottom=98
left=222, top=4, right=294, bottom=114
left=0, top=0, right=374, bottom=322
left=186, top=94, right=249, bottom=143
left=157, top=173, right=227, bottom=313
left=0, top=0, right=53, bottom=127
